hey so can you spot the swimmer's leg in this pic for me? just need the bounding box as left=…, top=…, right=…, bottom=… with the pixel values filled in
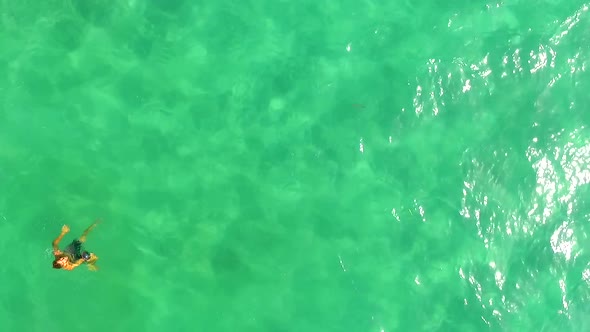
left=79, top=220, right=100, bottom=243
left=86, top=253, right=99, bottom=271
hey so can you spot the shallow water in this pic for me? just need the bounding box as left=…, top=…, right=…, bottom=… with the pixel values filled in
left=1, top=1, right=590, bottom=331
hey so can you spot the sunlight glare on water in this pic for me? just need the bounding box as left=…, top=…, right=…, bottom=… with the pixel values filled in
left=2, top=0, right=590, bottom=331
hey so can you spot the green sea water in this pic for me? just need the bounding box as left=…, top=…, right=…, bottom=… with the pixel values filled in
left=2, top=0, right=590, bottom=331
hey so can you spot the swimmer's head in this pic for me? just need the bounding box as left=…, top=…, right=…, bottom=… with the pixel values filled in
left=53, top=256, right=68, bottom=269
left=82, top=251, right=91, bottom=261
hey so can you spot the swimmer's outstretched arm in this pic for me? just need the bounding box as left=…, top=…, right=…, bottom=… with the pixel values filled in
left=71, top=258, right=86, bottom=269
left=52, top=225, right=70, bottom=252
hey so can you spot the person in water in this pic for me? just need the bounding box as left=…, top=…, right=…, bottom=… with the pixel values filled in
left=52, top=221, right=100, bottom=271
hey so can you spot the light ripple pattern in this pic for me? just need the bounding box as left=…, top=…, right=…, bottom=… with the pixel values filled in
left=0, top=0, right=590, bottom=332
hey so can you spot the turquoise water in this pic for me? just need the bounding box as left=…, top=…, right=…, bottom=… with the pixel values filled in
left=2, top=0, right=590, bottom=331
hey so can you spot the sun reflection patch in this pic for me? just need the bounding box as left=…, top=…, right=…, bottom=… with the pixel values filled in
left=525, top=126, right=590, bottom=265
left=550, top=221, right=575, bottom=261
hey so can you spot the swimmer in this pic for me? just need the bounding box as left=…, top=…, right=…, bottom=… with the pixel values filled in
left=52, top=221, right=100, bottom=271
